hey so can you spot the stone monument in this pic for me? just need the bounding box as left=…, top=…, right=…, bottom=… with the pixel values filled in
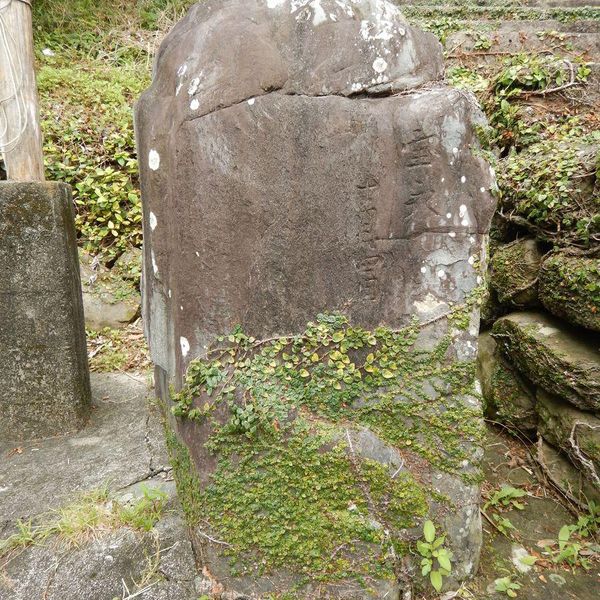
left=136, top=1, right=496, bottom=596
left=0, top=182, right=91, bottom=441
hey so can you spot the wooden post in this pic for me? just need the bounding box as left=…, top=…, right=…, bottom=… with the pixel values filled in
left=0, top=0, right=45, bottom=181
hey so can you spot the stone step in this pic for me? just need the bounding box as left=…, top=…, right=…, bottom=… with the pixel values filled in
left=444, top=21, right=600, bottom=57
left=399, top=2, right=600, bottom=22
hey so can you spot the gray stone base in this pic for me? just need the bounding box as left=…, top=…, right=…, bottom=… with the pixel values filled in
left=0, top=182, right=91, bottom=441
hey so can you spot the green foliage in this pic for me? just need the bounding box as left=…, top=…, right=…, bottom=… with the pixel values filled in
left=416, top=520, right=453, bottom=592
left=172, top=309, right=484, bottom=481
left=484, top=485, right=527, bottom=511
left=497, top=128, right=599, bottom=246
left=118, top=486, right=168, bottom=531
left=0, top=487, right=166, bottom=558
left=495, top=575, right=522, bottom=597
left=38, top=65, right=147, bottom=258
left=163, top=423, right=204, bottom=525
left=168, top=309, right=484, bottom=584
left=202, top=425, right=427, bottom=581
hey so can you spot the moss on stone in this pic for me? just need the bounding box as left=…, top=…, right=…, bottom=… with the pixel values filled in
left=539, top=253, right=600, bottom=332
left=491, top=313, right=600, bottom=412
left=201, top=422, right=428, bottom=582
left=163, top=423, right=203, bottom=525
left=489, top=239, right=542, bottom=307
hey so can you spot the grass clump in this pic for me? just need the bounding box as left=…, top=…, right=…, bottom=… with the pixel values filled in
left=0, top=486, right=167, bottom=558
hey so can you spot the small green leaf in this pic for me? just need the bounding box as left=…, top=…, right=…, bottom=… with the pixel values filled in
left=430, top=570, right=443, bottom=592
left=424, top=520, right=436, bottom=543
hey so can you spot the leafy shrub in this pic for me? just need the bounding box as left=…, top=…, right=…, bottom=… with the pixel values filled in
left=38, top=64, right=148, bottom=258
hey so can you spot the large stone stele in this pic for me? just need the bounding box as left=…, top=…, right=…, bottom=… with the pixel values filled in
left=136, top=1, right=496, bottom=596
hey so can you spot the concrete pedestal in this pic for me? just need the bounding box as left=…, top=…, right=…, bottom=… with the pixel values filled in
left=0, top=182, right=91, bottom=441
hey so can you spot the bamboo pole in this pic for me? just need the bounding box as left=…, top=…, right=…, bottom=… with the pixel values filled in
left=0, top=0, right=45, bottom=181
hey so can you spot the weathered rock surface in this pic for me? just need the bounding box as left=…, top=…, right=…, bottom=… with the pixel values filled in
left=537, top=439, right=600, bottom=505
left=0, top=373, right=198, bottom=600
left=539, top=252, right=600, bottom=332
left=80, top=250, right=141, bottom=331
left=492, top=312, right=600, bottom=413
left=489, top=238, right=543, bottom=307
left=136, top=0, right=496, bottom=595
left=0, top=182, right=91, bottom=442
left=537, top=389, right=600, bottom=474
left=477, top=332, right=537, bottom=433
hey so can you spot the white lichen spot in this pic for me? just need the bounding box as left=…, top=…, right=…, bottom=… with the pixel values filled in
left=459, top=204, right=467, bottom=218
left=188, top=77, right=200, bottom=96
left=468, top=255, right=475, bottom=265
left=190, top=98, right=200, bottom=110
left=180, top=336, right=190, bottom=357
left=461, top=175, right=467, bottom=184
left=413, top=293, right=445, bottom=314
left=452, top=147, right=459, bottom=155
left=195, top=251, right=200, bottom=257
left=372, top=57, right=388, bottom=73
left=420, top=266, right=427, bottom=274
left=449, top=232, right=456, bottom=238
left=441, top=177, right=445, bottom=183
left=148, top=149, right=160, bottom=171
left=168, top=289, right=172, bottom=298
left=350, top=82, right=363, bottom=92
left=180, top=305, right=184, bottom=311
left=149, top=211, right=158, bottom=231
left=477, top=275, right=483, bottom=284
left=437, top=269, right=447, bottom=280
left=512, top=546, right=534, bottom=574
left=177, top=64, right=188, bottom=77
left=480, top=186, right=486, bottom=193
left=247, top=98, right=256, bottom=106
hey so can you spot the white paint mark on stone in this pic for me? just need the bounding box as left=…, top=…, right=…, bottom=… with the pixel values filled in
left=190, top=98, right=200, bottom=110
left=420, top=266, right=427, bottom=274
left=372, top=57, right=388, bottom=73
left=453, top=147, right=459, bottom=155
left=148, top=149, right=160, bottom=171
left=459, top=204, right=467, bottom=218
left=177, top=64, right=188, bottom=77
left=195, top=251, right=200, bottom=257
left=437, top=269, right=446, bottom=280
left=168, top=289, right=172, bottom=298
left=446, top=212, right=452, bottom=219
left=149, top=211, right=158, bottom=231
left=461, top=175, right=467, bottom=183
left=449, top=232, right=456, bottom=238
left=480, top=187, right=486, bottom=193
left=180, top=305, right=184, bottom=311
left=477, top=276, right=483, bottom=284
left=441, top=177, right=445, bottom=183
left=180, top=336, right=190, bottom=357
left=247, top=98, right=255, bottom=105
left=468, top=255, right=475, bottom=265
left=462, top=218, right=469, bottom=227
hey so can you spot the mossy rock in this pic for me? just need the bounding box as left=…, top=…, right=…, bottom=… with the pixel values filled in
left=537, top=390, right=600, bottom=475
left=477, top=332, right=537, bottom=433
left=489, top=239, right=543, bottom=307
left=539, top=252, right=600, bottom=332
left=491, top=312, right=600, bottom=413
left=79, top=249, right=140, bottom=330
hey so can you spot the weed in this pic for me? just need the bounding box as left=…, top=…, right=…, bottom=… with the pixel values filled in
left=416, top=520, right=453, bottom=593
left=495, top=575, right=521, bottom=597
